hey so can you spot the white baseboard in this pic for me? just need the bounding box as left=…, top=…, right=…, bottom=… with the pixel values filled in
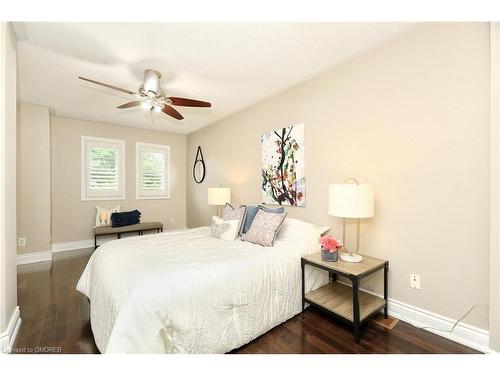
left=17, top=240, right=96, bottom=265
left=51, top=235, right=135, bottom=253
left=18, top=237, right=119, bottom=265
left=16, top=250, right=52, bottom=265
left=0, top=306, right=22, bottom=354
left=335, top=279, right=490, bottom=352
left=387, top=298, right=489, bottom=353
left=51, top=239, right=95, bottom=253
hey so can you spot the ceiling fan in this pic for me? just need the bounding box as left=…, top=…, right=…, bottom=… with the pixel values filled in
left=78, top=69, right=211, bottom=120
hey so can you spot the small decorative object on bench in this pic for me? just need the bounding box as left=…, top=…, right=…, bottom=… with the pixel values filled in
left=93, top=221, right=163, bottom=249
left=320, top=235, right=342, bottom=262
left=111, top=210, right=141, bottom=227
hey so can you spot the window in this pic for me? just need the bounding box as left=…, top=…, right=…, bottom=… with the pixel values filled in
left=136, top=142, right=170, bottom=199
left=81, top=136, right=125, bottom=201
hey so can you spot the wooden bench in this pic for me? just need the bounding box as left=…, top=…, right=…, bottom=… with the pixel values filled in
left=93, top=222, right=163, bottom=249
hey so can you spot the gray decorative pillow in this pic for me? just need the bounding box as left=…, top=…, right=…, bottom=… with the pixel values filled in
left=241, top=209, right=287, bottom=246
left=222, top=203, right=247, bottom=235
left=258, top=205, right=285, bottom=214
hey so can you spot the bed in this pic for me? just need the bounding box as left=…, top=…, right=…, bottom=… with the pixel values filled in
left=76, top=224, right=329, bottom=353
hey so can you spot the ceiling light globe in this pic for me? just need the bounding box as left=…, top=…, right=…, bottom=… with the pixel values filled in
left=141, top=101, right=152, bottom=110
left=154, top=105, right=162, bottom=113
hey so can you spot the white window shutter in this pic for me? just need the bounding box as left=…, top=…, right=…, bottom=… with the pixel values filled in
left=136, top=143, right=170, bottom=199
left=89, top=147, right=119, bottom=192
left=81, top=136, right=125, bottom=201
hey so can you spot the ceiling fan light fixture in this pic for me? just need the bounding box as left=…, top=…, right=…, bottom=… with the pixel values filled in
left=78, top=70, right=211, bottom=121
left=143, top=69, right=161, bottom=95
left=141, top=100, right=153, bottom=110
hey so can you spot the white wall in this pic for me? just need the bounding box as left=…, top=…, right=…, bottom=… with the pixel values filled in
left=50, top=116, right=187, bottom=243
left=17, top=103, right=51, bottom=255
left=489, top=22, right=500, bottom=353
left=0, top=22, right=18, bottom=333
left=187, top=23, right=490, bottom=330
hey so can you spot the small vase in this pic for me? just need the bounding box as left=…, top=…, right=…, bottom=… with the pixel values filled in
left=321, top=247, right=338, bottom=262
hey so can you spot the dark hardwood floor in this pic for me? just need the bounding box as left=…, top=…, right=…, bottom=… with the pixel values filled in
left=13, top=249, right=479, bottom=354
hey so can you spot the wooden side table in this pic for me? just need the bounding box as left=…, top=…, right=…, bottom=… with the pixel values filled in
left=301, top=253, right=389, bottom=343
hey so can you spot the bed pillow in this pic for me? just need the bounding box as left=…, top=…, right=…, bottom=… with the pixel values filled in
left=241, top=209, right=287, bottom=246
left=258, top=205, right=285, bottom=214
left=242, top=205, right=259, bottom=233
left=211, top=216, right=240, bottom=241
left=222, top=203, right=247, bottom=235
left=242, top=204, right=283, bottom=233
left=278, top=218, right=330, bottom=255
left=278, top=218, right=330, bottom=239
left=95, top=205, right=120, bottom=227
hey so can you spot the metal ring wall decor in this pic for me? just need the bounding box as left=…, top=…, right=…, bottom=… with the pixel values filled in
left=193, top=146, right=206, bottom=183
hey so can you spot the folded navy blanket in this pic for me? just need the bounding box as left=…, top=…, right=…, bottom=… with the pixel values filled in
left=111, top=210, right=141, bottom=227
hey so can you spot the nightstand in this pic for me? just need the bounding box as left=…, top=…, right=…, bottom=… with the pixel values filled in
left=301, top=253, right=389, bottom=343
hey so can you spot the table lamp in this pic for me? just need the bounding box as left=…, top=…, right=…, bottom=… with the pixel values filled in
left=329, top=178, right=374, bottom=263
left=208, top=186, right=231, bottom=217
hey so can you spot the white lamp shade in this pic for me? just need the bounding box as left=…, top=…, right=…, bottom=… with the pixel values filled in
left=208, top=187, right=231, bottom=205
left=329, top=183, right=374, bottom=218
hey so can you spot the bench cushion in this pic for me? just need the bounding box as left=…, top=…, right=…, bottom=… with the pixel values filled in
left=93, top=222, right=163, bottom=235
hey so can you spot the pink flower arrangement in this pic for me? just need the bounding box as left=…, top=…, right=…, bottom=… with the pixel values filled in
left=320, top=235, right=342, bottom=252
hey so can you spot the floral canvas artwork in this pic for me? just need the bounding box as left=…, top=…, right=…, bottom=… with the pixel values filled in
left=261, top=123, right=306, bottom=206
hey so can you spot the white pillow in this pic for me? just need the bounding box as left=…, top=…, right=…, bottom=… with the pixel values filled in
left=95, top=205, right=120, bottom=227
left=211, top=216, right=240, bottom=241
left=278, top=218, right=329, bottom=239
left=278, top=218, right=330, bottom=255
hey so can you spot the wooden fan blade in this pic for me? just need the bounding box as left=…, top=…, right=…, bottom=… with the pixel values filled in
left=168, top=97, right=211, bottom=107
left=78, top=76, right=135, bottom=96
left=117, top=101, right=141, bottom=109
left=162, top=105, right=184, bottom=120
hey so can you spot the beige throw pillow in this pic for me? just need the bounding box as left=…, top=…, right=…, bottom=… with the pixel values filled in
left=241, top=209, right=287, bottom=246
left=95, top=205, right=120, bottom=227
left=222, top=203, right=247, bottom=235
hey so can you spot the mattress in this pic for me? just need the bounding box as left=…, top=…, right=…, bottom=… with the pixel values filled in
left=76, top=227, right=328, bottom=353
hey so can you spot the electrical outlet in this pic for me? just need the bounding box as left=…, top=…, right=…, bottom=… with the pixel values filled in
left=18, top=237, right=26, bottom=247
left=410, top=273, right=421, bottom=290
left=170, top=218, right=175, bottom=224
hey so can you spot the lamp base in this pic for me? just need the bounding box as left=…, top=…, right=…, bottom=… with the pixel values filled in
left=340, top=252, right=363, bottom=263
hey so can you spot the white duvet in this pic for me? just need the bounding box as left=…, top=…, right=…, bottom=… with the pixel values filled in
left=76, top=227, right=328, bottom=353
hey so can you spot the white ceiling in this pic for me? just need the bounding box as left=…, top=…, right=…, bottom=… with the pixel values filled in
left=16, top=23, right=413, bottom=134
